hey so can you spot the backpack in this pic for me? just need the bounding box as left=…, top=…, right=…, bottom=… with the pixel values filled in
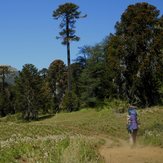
left=127, top=108, right=138, bottom=132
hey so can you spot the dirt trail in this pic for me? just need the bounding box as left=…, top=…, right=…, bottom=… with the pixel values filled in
left=99, top=138, right=163, bottom=163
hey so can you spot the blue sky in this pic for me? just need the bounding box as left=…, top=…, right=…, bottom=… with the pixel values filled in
left=0, top=0, right=163, bottom=70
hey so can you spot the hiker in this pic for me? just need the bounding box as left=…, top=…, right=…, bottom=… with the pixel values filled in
left=127, top=105, right=139, bottom=145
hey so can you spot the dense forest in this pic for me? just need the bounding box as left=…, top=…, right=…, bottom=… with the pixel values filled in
left=0, top=2, right=163, bottom=120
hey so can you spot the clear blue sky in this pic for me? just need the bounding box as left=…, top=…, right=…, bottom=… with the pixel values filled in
left=0, top=0, right=163, bottom=70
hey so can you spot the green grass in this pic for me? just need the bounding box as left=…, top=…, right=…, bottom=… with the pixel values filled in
left=0, top=105, right=163, bottom=162
left=138, top=107, right=163, bottom=146
left=39, top=108, right=127, bottom=138
left=0, top=134, right=102, bottom=163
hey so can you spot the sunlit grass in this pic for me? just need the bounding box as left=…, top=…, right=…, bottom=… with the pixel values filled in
left=0, top=105, right=163, bottom=162
left=0, top=134, right=102, bottom=163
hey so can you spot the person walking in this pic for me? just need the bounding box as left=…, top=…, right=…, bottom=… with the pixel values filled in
left=127, top=105, right=139, bottom=146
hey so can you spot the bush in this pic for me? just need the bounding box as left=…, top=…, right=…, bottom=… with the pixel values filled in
left=104, top=99, right=128, bottom=113
left=60, top=91, right=79, bottom=112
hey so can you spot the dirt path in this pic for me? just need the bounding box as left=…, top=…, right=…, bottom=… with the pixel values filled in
left=99, top=138, right=163, bottom=163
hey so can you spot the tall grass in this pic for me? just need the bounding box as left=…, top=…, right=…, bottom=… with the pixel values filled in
left=138, top=107, right=163, bottom=146
left=0, top=135, right=102, bottom=163
left=0, top=103, right=163, bottom=162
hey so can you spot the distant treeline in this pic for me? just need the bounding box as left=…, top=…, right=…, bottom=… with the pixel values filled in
left=0, top=2, right=163, bottom=120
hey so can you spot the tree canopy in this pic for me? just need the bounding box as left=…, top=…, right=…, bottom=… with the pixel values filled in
left=0, top=2, right=163, bottom=120
left=53, top=2, right=86, bottom=95
left=107, top=2, right=163, bottom=106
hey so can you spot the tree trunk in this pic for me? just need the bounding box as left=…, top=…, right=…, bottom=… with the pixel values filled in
left=66, top=16, right=71, bottom=93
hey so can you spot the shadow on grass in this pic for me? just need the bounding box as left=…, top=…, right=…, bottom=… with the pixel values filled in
left=38, top=114, right=55, bottom=121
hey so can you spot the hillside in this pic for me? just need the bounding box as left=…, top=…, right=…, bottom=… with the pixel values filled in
left=0, top=106, right=163, bottom=162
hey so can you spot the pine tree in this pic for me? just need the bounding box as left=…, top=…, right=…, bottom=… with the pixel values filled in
left=14, top=64, right=41, bottom=120
left=107, top=2, right=163, bottom=106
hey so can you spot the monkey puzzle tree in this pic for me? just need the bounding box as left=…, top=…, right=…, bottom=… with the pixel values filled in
left=52, top=2, right=86, bottom=94
left=107, top=2, right=163, bottom=106
left=14, top=64, right=41, bottom=120
left=0, top=65, right=18, bottom=116
left=47, top=60, right=67, bottom=112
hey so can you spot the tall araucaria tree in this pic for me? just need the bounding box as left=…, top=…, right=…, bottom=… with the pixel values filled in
left=52, top=2, right=86, bottom=94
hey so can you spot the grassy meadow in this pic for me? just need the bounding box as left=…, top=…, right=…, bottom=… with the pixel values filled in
left=0, top=104, right=163, bottom=163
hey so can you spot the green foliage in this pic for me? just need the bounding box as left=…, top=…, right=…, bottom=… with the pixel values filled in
left=53, top=3, right=86, bottom=112
left=0, top=86, right=16, bottom=117
left=104, top=99, right=129, bottom=113
left=52, top=2, right=86, bottom=45
left=106, top=2, right=163, bottom=106
left=60, top=90, right=79, bottom=112
left=14, top=64, right=42, bottom=120
left=71, top=63, right=83, bottom=98
left=0, top=91, right=9, bottom=117
left=47, top=60, right=67, bottom=112
left=39, top=80, right=53, bottom=114
left=0, top=65, right=17, bottom=116
left=1, top=2, right=163, bottom=121
left=78, top=42, right=111, bottom=107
